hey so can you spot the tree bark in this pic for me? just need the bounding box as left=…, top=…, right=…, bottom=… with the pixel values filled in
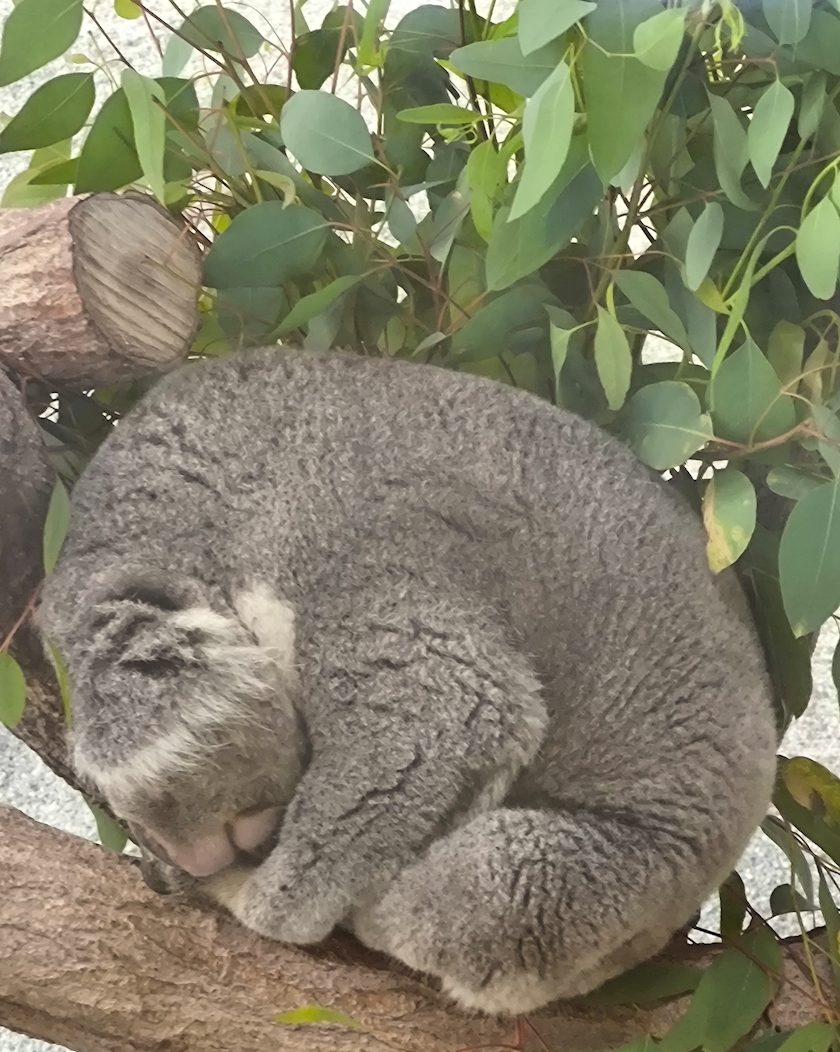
left=3, top=804, right=824, bottom=1052
left=0, top=193, right=202, bottom=386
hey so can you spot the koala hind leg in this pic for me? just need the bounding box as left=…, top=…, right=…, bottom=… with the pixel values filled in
left=350, top=806, right=707, bottom=1016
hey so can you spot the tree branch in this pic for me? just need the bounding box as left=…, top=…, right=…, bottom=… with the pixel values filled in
left=0, top=193, right=201, bottom=386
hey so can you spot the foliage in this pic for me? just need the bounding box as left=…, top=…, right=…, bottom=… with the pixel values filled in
left=5, top=0, right=840, bottom=1045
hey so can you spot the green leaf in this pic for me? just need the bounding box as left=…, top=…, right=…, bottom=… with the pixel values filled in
left=87, top=801, right=128, bottom=852
left=761, top=815, right=814, bottom=901
left=594, top=306, right=632, bottom=411
left=0, top=651, right=27, bottom=726
left=708, top=92, right=756, bottom=211
left=817, top=870, right=840, bottom=991
left=546, top=306, right=579, bottom=391
left=719, top=871, right=747, bottom=940
left=775, top=1023, right=836, bottom=1052
left=163, top=32, right=193, bottom=78
left=451, top=285, right=555, bottom=361
left=280, top=91, right=375, bottom=176
left=767, top=320, right=804, bottom=388
left=798, top=72, right=826, bottom=141
left=358, top=0, right=389, bottom=66
left=766, top=466, right=825, bottom=502
left=710, top=340, right=797, bottom=444
left=763, top=0, right=812, bottom=46
left=633, top=8, right=686, bottom=72
left=779, top=478, right=840, bottom=635
left=702, top=468, right=757, bottom=573
left=43, top=479, right=70, bottom=575
left=0, top=73, right=94, bottom=152
left=580, top=0, right=667, bottom=184
left=613, top=270, right=689, bottom=349
left=178, top=6, right=264, bottom=58
left=684, top=202, right=724, bottom=291
left=397, top=104, right=483, bottom=125
left=517, top=0, right=595, bottom=57
left=275, top=1006, right=363, bottom=1029
left=658, top=929, right=779, bottom=1052
left=1, top=140, right=71, bottom=207
left=509, top=60, right=574, bottom=221
left=44, top=637, right=72, bottom=725
left=769, top=883, right=814, bottom=916
left=274, top=275, right=361, bottom=337
left=0, top=0, right=83, bottom=86
left=486, top=145, right=602, bottom=290
left=622, top=381, right=713, bottom=471
left=585, top=963, right=701, bottom=1007
left=121, top=70, right=166, bottom=203
left=74, top=88, right=141, bottom=192
left=114, top=0, right=141, bottom=19
left=205, top=202, right=328, bottom=290
left=748, top=80, right=795, bottom=188
left=796, top=195, right=840, bottom=300
left=449, top=37, right=564, bottom=98
left=775, top=776, right=840, bottom=865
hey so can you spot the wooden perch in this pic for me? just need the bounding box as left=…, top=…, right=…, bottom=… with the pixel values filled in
left=0, top=805, right=829, bottom=1052
left=0, top=193, right=202, bottom=386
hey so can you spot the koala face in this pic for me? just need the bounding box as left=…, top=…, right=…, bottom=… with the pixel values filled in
left=44, top=570, right=306, bottom=877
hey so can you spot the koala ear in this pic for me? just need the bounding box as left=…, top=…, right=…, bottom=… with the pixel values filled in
left=83, top=568, right=240, bottom=675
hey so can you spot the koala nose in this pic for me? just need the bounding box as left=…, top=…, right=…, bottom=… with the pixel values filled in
left=154, top=831, right=237, bottom=877
left=230, top=806, right=280, bottom=852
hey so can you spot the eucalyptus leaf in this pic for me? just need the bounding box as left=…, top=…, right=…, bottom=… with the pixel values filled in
left=517, top=0, right=595, bottom=57
left=702, top=468, right=757, bottom=573
left=710, top=340, right=797, bottom=445
left=43, top=479, right=71, bottom=575
left=613, top=270, right=689, bottom=349
left=0, top=73, right=94, bottom=152
left=633, top=8, right=686, bottom=72
left=0, top=0, right=83, bottom=85
left=0, top=651, right=27, bottom=726
left=281, top=91, right=375, bottom=175
left=594, top=307, right=632, bottom=411
left=204, top=202, right=329, bottom=289
left=622, top=381, right=713, bottom=470
left=509, top=60, right=574, bottom=221
left=121, top=69, right=166, bottom=202
left=763, top=0, right=812, bottom=46
left=449, top=37, right=564, bottom=98
left=178, top=6, right=264, bottom=58
left=748, top=80, right=794, bottom=188
left=779, top=478, right=840, bottom=635
left=796, top=195, right=840, bottom=300
left=684, top=202, right=724, bottom=291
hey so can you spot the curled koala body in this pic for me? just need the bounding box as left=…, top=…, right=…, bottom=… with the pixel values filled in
left=40, top=347, right=778, bottom=1015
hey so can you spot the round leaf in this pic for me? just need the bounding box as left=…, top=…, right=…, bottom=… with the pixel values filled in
left=0, top=0, right=83, bottom=86
left=0, top=73, right=94, bottom=153
left=763, top=0, right=812, bottom=45
left=779, top=478, right=840, bottom=636
left=280, top=91, right=375, bottom=176
left=796, top=195, right=840, bottom=300
left=0, top=651, right=26, bottom=726
left=622, top=381, right=713, bottom=470
left=710, top=340, right=797, bottom=444
left=178, top=6, right=264, bottom=57
left=203, top=201, right=329, bottom=289
left=702, top=468, right=757, bottom=573
left=685, top=202, right=724, bottom=291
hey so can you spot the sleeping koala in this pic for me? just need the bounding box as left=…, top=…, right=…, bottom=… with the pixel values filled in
left=39, top=347, right=778, bottom=1015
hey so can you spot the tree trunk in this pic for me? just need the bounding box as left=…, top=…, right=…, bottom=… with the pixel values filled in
left=0, top=193, right=201, bottom=386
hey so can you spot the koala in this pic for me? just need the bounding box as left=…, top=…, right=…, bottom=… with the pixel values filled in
left=39, top=347, right=778, bottom=1015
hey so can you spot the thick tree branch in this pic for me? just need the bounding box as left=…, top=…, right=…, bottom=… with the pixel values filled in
left=0, top=806, right=829, bottom=1052
left=0, top=193, right=201, bottom=386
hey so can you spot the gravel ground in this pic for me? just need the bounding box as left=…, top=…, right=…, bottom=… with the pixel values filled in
left=3, top=2, right=840, bottom=1047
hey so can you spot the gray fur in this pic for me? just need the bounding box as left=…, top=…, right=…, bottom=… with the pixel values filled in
left=39, top=347, right=778, bottom=1014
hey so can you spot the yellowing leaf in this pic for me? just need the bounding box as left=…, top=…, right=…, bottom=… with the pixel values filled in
left=703, top=468, right=757, bottom=573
